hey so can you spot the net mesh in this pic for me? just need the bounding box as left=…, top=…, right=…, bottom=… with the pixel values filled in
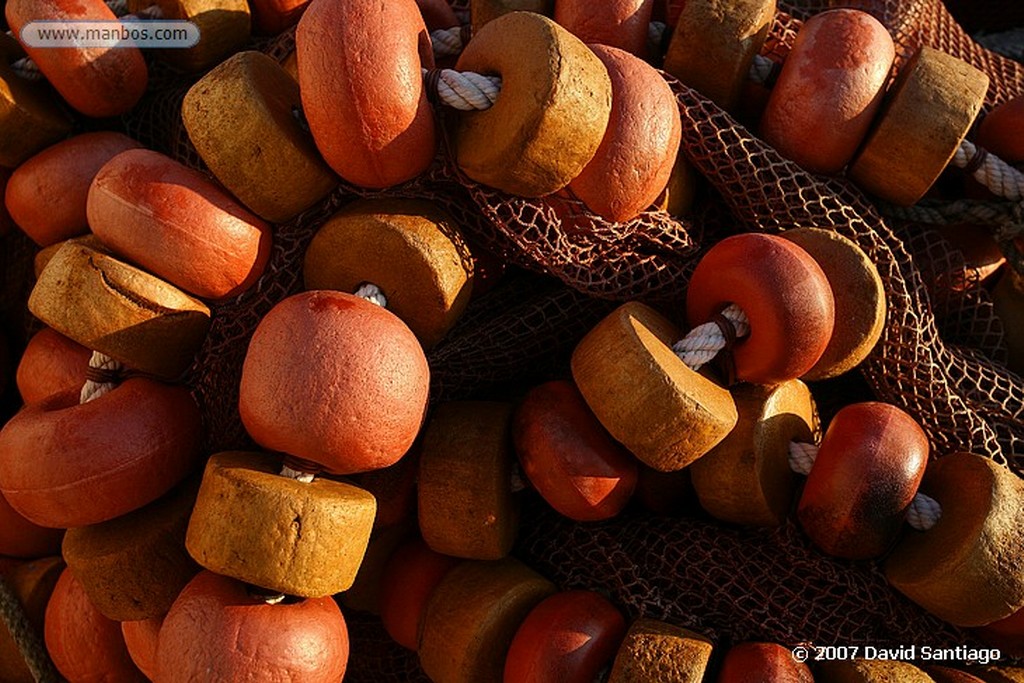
left=2, top=0, right=1023, bottom=679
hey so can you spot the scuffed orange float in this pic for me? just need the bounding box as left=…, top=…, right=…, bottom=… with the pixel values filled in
left=15, top=327, right=91, bottom=405
left=567, top=44, right=681, bottom=223
left=45, top=569, right=146, bottom=682
left=297, top=0, right=436, bottom=188
left=686, top=233, right=835, bottom=384
left=156, top=571, right=349, bottom=682
left=513, top=380, right=637, bottom=521
left=554, top=0, right=653, bottom=56
left=0, top=379, right=202, bottom=527
left=122, top=616, right=163, bottom=681
left=239, top=291, right=429, bottom=474
left=798, top=402, right=929, bottom=559
left=88, top=149, right=272, bottom=301
left=760, top=9, right=895, bottom=174
left=5, top=133, right=142, bottom=247
left=5, top=0, right=147, bottom=117
left=505, top=590, right=626, bottom=683
left=379, top=537, right=461, bottom=650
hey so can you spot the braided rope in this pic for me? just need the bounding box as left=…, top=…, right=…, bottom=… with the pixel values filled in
left=787, top=442, right=942, bottom=531
left=422, top=68, right=501, bottom=110
left=9, top=58, right=42, bottom=81
left=430, top=26, right=465, bottom=58
left=952, top=139, right=1024, bottom=202
left=354, top=282, right=388, bottom=308
left=906, top=493, right=943, bottom=532
left=648, top=21, right=667, bottom=57
left=750, top=53, right=776, bottom=85
left=672, top=303, right=750, bottom=370
left=280, top=464, right=315, bottom=483
left=878, top=197, right=1021, bottom=227
left=975, top=26, right=1024, bottom=64
left=0, top=575, right=61, bottom=683
left=79, top=351, right=123, bottom=404
left=788, top=440, right=818, bottom=477
left=106, top=0, right=129, bottom=16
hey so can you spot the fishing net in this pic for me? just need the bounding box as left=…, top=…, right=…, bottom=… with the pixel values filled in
left=1, top=0, right=1023, bottom=679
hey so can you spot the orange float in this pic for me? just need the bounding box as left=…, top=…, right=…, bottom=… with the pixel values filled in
left=15, top=327, right=91, bottom=405
left=155, top=570, right=349, bottom=682
left=554, top=0, right=654, bottom=56
left=0, top=168, right=11, bottom=235
left=513, top=380, right=637, bottom=521
left=44, top=568, right=146, bottom=682
left=686, top=233, right=835, bottom=384
left=927, top=667, right=989, bottom=683
left=0, top=557, right=64, bottom=683
left=378, top=537, right=462, bottom=650
left=416, top=0, right=458, bottom=29
left=5, top=0, right=148, bottom=117
left=239, top=291, right=429, bottom=474
left=974, top=606, right=1024, bottom=658
left=566, top=44, right=681, bottom=223
left=797, top=402, right=929, bottom=559
left=717, top=642, right=814, bottom=682
left=0, top=492, right=62, bottom=558
left=351, top=449, right=421, bottom=531
left=504, top=590, right=626, bottom=683
left=87, top=149, right=272, bottom=301
left=978, top=96, right=1024, bottom=163
left=760, top=9, right=895, bottom=174
left=296, top=0, right=436, bottom=188
left=121, top=616, right=163, bottom=681
left=5, top=133, right=141, bottom=247
left=0, top=379, right=202, bottom=527
left=249, top=0, right=307, bottom=34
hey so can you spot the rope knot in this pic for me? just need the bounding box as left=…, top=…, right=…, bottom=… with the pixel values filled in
left=962, top=144, right=989, bottom=177
left=709, top=309, right=740, bottom=386
left=80, top=352, right=125, bottom=404
left=423, top=68, right=444, bottom=108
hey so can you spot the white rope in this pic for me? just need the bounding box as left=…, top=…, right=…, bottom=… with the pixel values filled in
left=647, top=21, right=667, bottom=56
left=671, top=303, right=750, bottom=371
left=9, top=57, right=42, bottom=81
left=423, top=67, right=501, bottom=110
left=354, top=282, right=388, bottom=308
left=510, top=462, right=528, bottom=493
left=787, top=441, right=818, bottom=476
left=105, top=0, right=129, bottom=16
left=951, top=139, right=1024, bottom=202
left=80, top=351, right=123, bottom=404
left=788, top=441, right=942, bottom=531
left=906, top=493, right=942, bottom=532
left=430, top=26, right=465, bottom=58
left=749, top=53, right=775, bottom=85
left=279, top=464, right=315, bottom=483
left=878, top=197, right=1020, bottom=227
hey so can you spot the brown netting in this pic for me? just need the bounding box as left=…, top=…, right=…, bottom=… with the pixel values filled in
left=2, top=0, right=1024, bottom=679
